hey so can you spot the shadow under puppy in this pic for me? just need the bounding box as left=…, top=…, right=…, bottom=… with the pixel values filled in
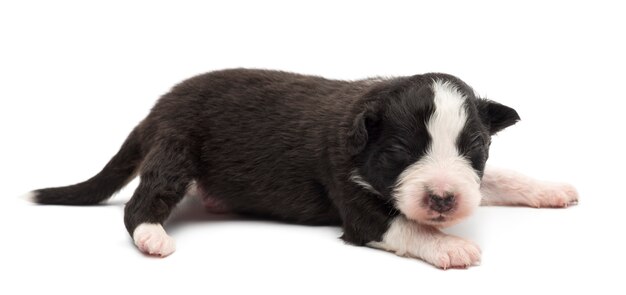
left=31, top=69, right=578, bottom=269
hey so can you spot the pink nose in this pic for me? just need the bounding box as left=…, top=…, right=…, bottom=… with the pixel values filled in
left=428, top=193, right=455, bottom=213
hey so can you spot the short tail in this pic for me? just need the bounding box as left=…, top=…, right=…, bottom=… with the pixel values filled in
left=33, top=129, right=144, bottom=205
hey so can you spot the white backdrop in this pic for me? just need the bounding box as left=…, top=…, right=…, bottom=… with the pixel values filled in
left=1, top=1, right=624, bottom=294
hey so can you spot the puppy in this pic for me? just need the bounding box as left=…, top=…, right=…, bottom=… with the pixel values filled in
left=31, top=69, right=578, bottom=268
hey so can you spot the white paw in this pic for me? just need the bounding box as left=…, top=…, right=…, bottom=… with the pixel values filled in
left=532, top=182, right=579, bottom=208
left=133, top=223, right=176, bottom=257
left=421, top=236, right=481, bottom=269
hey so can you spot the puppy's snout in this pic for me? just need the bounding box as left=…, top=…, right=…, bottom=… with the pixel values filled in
left=428, top=193, right=455, bottom=213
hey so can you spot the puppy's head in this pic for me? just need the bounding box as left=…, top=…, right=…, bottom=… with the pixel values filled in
left=348, top=74, right=520, bottom=227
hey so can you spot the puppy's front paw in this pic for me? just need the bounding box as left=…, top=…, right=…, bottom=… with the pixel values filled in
left=533, top=182, right=579, bottom=208
left=421, top=236, right=481, bottom=269
left=133, top=223, right=176, bottom=257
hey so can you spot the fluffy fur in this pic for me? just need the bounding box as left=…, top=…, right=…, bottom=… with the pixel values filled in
left=480, top=167, right=579, bottom=208
left=133, top=223, right=176, bottom=257
left=31, top=68, right=575, bottom=268
left=393, top=80, right=481, bottom=227
left=368, top=216, right=481, bottom=269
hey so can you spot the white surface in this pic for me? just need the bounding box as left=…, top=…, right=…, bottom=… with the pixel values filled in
left=1, top=1, right=624, bottom=294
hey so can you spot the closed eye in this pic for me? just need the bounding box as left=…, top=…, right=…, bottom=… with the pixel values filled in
left=469, top=134, right=484, bottom=150
left=380, top=144, right=412, bottom=164
left=388, top=145, right=409, bottom=153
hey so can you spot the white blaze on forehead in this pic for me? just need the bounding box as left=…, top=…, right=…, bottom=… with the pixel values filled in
left=393, top=80, right=481, bottom=226
left=428, top=80, right=468, bottom=160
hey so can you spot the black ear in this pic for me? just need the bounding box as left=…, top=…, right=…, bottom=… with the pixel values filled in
left=347, top=101, right=381, bottom=155
left=477, top=99, right=521, bottom=134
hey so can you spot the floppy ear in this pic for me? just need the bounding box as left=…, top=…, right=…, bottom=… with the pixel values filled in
left=347, top=101, right=381, bottom=155
left=477, top=99, right=521, bottom=135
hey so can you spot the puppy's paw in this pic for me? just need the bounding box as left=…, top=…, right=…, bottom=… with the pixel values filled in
left=532, top=182, right=579, bottom=208
left=422, top=236, right=481, bottom=269
left=133, top=223, right=176, bottom=257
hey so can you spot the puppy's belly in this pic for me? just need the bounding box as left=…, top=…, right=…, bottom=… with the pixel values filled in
left=187, top=183, right=231, bottom=213
left=202, top=195, right=231, bottom=214
left=193, top=180, right=342, bottom=225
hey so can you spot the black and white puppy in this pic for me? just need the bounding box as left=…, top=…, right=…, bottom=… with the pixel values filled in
left=31, top=69, right=578, bottom=269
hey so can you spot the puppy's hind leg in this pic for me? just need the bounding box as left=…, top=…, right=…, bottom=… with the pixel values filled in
left=480, top=166, right=578, bottom=208
left=124, top=140, right=197, bottom=257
